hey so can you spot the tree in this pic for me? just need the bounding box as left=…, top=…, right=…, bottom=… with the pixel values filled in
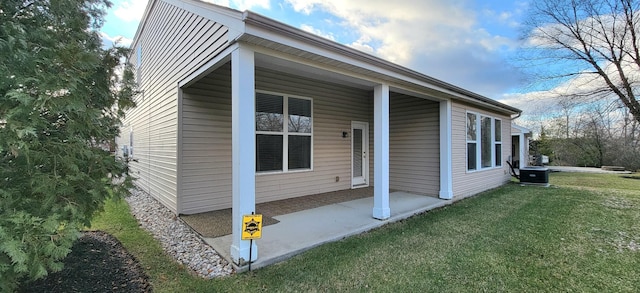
left=523, top=0, right=640, bottom=126
left=0, top=1, right=135, bottom=291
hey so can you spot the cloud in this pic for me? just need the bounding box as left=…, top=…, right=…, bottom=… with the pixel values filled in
left=300, top=24, right=335, bottom=41
left=110, top=0, right=267, bottom=24
left=482, top=9, right=521, bottom=28
left=231, top=0, right=270, bottom=10
left=202, top=0, right=270, bottom=11
left=113, top=0, right=148, bottom=22
left=499, top=59, right=637, bottom=131
left=100, top=32, right=133, bottom=48
left=205, top=0, right=232, bottom=7
left=284, top=0, right=524, bottom=97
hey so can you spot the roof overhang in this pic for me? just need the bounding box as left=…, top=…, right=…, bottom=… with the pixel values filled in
left=512, top=124, right=532, bottom=136
left=138, top=0, right=522, bottom=116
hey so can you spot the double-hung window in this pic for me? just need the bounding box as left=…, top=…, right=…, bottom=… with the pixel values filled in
left=255, top=92, right=312, bottom=172
left=466, top=113, right=477, bottom=171
left=494, top=119, right=502, bottom=167
left=466, top=112, right=502, bottom=171
left=481, top=115, right=492, bottom=168
left=135, top=44, right=142, bottom=85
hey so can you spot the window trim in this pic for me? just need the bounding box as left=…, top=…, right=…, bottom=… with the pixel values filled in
left=466, top=112, right=478, bottom=171
left=494, top=118, right=502, bottom=167
left=129, top=127, right=134, bottom=158
left=135, top=44, right=142, bottom=86
left=255, top=90, right=313, bottom=174
left=466, top=111, right=503, bottom=172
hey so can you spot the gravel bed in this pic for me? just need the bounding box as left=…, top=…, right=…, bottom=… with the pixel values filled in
left=125, top=188, right=234, bottom=278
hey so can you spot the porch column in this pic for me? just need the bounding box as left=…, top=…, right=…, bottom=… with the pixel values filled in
left=230, top=45, right=257, bottom=264
left=373, top=84, right=390, bottom=220
left=439, top=100, right=453, bottom=199
left=519, top=133, right=527, bottom=167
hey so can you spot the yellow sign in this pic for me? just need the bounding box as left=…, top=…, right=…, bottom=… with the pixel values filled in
left=242, top=214, right=263, bottom=240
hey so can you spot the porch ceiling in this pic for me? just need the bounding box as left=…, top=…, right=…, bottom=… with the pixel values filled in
left=246, top=36, right=457, bottom=101
left=240, top=32, right=521, bottom=115
left=254, top=52, right=377, bottom=91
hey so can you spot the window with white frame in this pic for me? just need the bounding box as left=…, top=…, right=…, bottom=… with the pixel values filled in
left=494, top=119, right=502, bottom=167
left=135, top=44, right=142, bottom=85
left=466, top=112, right=502, bottom=171
left=481, top=115, right=492, bottom=168
left=466, top=113, right=477, bottom=171
left=129, top=129, right=134, bottom=158
left=255, top=92, right=312, bottom=172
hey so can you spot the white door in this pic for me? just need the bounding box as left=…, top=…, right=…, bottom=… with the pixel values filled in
left=351, top=121, right=369, bottom=187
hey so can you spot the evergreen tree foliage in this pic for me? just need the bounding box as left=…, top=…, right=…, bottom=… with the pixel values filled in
left=0, top=1, right=135, bottom=290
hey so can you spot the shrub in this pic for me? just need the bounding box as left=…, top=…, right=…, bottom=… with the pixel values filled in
left=0, top=1, right=135, bottom=291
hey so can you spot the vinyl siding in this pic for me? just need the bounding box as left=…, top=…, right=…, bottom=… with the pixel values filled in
left=180, top=64, right=374, bottom=214
left=451, top=101, right=512, bottom=199
left=389, top=93, right=440, bottom=195
left=119, top=0, right=230, bottom=213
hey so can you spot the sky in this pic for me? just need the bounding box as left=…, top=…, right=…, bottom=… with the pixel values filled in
left=99, top=0, right=560, bottom=129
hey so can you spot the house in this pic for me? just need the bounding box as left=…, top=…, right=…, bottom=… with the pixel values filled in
left=118, top=0, right=522, bottom=265
left=511, top=124, right=532, bottom=168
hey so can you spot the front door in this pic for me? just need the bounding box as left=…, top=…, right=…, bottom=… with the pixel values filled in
left=351, top=121, right=369, bottom=187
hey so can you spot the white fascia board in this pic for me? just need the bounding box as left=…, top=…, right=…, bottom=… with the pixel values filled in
left=129, top=0, right=159, bottom=50
left=247, top=28, right=513, bottom=113
left=242, top=13, right=520, bottom=115
left=511, top=124, right=531, bottom=135
left=243, top=25, right=450, bottom=92
left=250, top=46, right=382, bottom=85
left=163, top=0, right=245, bottom=32
left=252, top=45, right=449, bottom=102
left=130, top=0, right=244, bottom=54
left=178, top=43, right=237, bottom=88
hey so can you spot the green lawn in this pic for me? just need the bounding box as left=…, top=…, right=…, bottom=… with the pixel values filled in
left=91, top=173, right=640, bottom=292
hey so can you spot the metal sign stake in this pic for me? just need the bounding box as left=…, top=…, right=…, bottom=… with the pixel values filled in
left=242, top=211, right=262, bottom=272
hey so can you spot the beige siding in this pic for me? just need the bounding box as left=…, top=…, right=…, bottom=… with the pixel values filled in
left=180, top=64, right=374, bottom=214
left=119, top=0, right=230, bottom=213
left=451, top=101, right=512, bottom=199
left=181, top=63, right=232, bottom=213
left=256, top=69, right=374, bottom=203
left=389, top=93, right=440, bottom=195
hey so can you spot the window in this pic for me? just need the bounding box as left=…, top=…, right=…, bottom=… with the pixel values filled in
left=481, top=116, right=492, bottom=168
left=129, top=129, right=134, bottom=157
left=256, top=92, right=312, bottom=172
left=466, top=112, right=502, bottom=171
left=135, top=44, right=142, bottom=85
left=494, top=119, right=502, bottom=167
left=466, top=113, right=477, bottom=171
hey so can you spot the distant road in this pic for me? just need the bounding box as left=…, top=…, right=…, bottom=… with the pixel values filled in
left=547, top=166, right=632, bottom=174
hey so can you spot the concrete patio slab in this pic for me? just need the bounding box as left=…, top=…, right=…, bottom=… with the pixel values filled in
left=204, top=192, right=448, bottom=271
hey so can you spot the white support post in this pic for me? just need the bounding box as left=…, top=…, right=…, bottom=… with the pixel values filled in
left=230, top=45, right=257, bottom=264
left=519, top=133, right=527, bottom=168
left=439, top=100, right=453, bottom=200
left=373, top=84, right=390, bottom=220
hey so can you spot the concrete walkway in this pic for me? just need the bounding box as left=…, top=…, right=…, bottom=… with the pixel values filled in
left=204, top=192, right=448, bottom=271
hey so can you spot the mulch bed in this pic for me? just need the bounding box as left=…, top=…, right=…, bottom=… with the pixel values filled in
left=18, top=231, right=152, bottom=293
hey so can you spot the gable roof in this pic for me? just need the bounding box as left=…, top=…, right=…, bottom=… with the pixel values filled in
left=134, top=0, right=522, bottom=115
left=512, top=124, right=532, bottom=135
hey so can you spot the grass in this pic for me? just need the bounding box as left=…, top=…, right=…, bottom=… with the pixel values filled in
left=91, top=172, right=640, bottom=292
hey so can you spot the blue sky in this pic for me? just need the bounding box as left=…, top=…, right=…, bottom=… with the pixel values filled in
left=101, top=0, right=556, bottom=122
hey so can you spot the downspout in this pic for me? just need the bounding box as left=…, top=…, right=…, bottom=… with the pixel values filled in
left=511, top=111, right=522, bottom=120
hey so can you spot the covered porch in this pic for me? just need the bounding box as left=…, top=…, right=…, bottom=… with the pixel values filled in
left=177, top=43, right=454, bottom=266
left=204, top=190, right=448, bottom=270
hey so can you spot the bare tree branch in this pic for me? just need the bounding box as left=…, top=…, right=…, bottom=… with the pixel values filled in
left=523, top=0, right=640, bottom=125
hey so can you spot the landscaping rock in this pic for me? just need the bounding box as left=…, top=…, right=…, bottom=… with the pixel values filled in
left=125, top=188, right=234, bottom=278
